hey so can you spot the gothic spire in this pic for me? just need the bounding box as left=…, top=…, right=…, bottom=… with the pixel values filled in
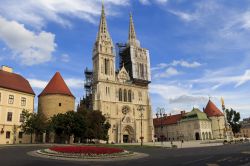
left=128, top=13, right=139, bottom=46
left=96, top=3, right=111, bottom=43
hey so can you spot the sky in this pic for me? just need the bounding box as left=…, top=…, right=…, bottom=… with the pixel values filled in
left=0, top=0, right=249, bottom=119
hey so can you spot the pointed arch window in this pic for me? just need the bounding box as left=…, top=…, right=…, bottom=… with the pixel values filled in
left=124, top=89, right=127, bottom=102
left=128, top=90, right=132, bottom=102
left=119, top=88, right=122, bottom=101
left=104, top=58, right=110, bottom=75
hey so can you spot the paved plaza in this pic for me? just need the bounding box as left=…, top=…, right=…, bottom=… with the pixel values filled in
left=0, top=143, right=249, bottom=166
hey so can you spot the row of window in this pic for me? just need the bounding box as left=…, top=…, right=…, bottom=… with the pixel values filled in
left=5, top=131, right=23, bottom=139
left=104, top=87, right=143, bottom=102
left=0, top=93, right=26, bottom=106
left=103, top=87, right=142, bottom=102
left=118, top=89, right=133, bottom=102
left=6, top=112, right=24, bottom=122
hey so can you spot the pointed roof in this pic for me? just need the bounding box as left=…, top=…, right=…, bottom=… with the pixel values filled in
left=128, top=13, right=140, bottom=46
left=38, top=72, right=74, bottom=98
left=95, top=3, right=112, bottom=45
left=204, top=100, right=224, bottom=117
left=0, top=69, right=35, bottom=95
left=128, top=13, right=137, bottom=43
left=181, top=108, right=209, bottom=122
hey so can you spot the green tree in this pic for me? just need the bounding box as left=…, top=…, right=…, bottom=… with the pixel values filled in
left=20, top=110, right=47, bottom=143
left=49, top=109, right=110, bottom=144
left=85, top=111, right=110, bottom=142
left=50, top=111, right=86, bottom=143
left=226, top=108, right=241, bottom=136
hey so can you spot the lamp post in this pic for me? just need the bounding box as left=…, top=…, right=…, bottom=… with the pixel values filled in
left=137, top=105, right=144, bottom=146
left=156, top=107, right=166, bottom=146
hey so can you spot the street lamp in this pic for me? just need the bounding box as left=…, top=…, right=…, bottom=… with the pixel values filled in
left=156, top=107, right=166, bottom=146
left=137, top=105, right=144, bottom=146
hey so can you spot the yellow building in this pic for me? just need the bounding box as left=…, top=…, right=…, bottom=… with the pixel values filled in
left=0, top=66, right=35, bottom=144
left=91, top=5, right=154, bottom=143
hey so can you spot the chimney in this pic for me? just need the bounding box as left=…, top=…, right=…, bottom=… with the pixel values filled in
left=181, top=110, right=185, bottom=115
left=1, top=66, right=13, bottom=73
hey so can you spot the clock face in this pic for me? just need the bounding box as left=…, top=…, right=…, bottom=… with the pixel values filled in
left=122, top=106, right=129, bottom=115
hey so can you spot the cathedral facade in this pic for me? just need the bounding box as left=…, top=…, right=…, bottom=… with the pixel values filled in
left=91, top=5, right=154, bottom=143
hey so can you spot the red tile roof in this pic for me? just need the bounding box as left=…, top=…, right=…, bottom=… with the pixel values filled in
left=204, top=100, right=223, bottom=117
left=38, top=72, right=74, bottom=98
left=0, top=70, right=35, bottom=95
left=153, top=113, right=184, bottom=126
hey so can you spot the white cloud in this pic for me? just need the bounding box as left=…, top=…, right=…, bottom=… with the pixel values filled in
left=240, top=12, right=250, bottom=30
left=155, top=0, right=168, bottom=4
left=28, top=79, right=48, bottom=89
left=0, top=16, right=56, bottom=65
left=168, top=10, right=196, bottom=22
left=154, top=67, right=180, bottom=78
left=169, top=95, right=208, bottom=104
left=139, top=0, right=150, bottom=5
left=28, top=78, right=84, bottom=89
left=61, top=54, right=70, bottom=63
left=152, top=60, right=202, bottom=71
left=235, top=70, right=250, bottom=87
left=192, top=69, right=250, bottom=89
left=172, top=60, right=201, bottom=68
left=0, top=0, right=130, bottom=29
left=150, top=84, right=188, bottom=100
left=65, top=78, right=84, bottom=89
left=150, top=83, right=211, bottom=112
left=139, top=0, right=168, bottom=5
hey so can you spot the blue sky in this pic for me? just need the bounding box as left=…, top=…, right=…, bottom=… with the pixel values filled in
left=0, top=0, right=249, bottom=118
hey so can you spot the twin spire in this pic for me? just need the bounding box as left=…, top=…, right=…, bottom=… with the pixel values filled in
left=96, top=3, right=111, bottom=42
left=128, top=13, right=138, bottom=46
left=96, top=3, right=138, bottom=46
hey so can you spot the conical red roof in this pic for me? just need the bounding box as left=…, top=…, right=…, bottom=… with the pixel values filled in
left=38, top=72, right=74, bottom=98
left=204, top=100, right=223, bottom=117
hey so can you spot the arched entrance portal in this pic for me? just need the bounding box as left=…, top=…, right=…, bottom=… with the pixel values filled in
left=122, top=125, right=135, bottom=143
left=195, top=132, right=200, bottom=140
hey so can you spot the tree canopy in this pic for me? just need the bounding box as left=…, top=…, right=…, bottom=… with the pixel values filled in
left=50, top=110, right=110, bottom=143
left=225, top=108, right=241, bottom=135
left=20, top=110, right=47, bottom=143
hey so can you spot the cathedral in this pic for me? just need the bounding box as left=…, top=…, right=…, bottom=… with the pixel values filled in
left=87, top=4, right=154, bottom=143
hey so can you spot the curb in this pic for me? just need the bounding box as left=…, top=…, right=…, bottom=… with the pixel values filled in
left=27, top=149, right=149, bottom=162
